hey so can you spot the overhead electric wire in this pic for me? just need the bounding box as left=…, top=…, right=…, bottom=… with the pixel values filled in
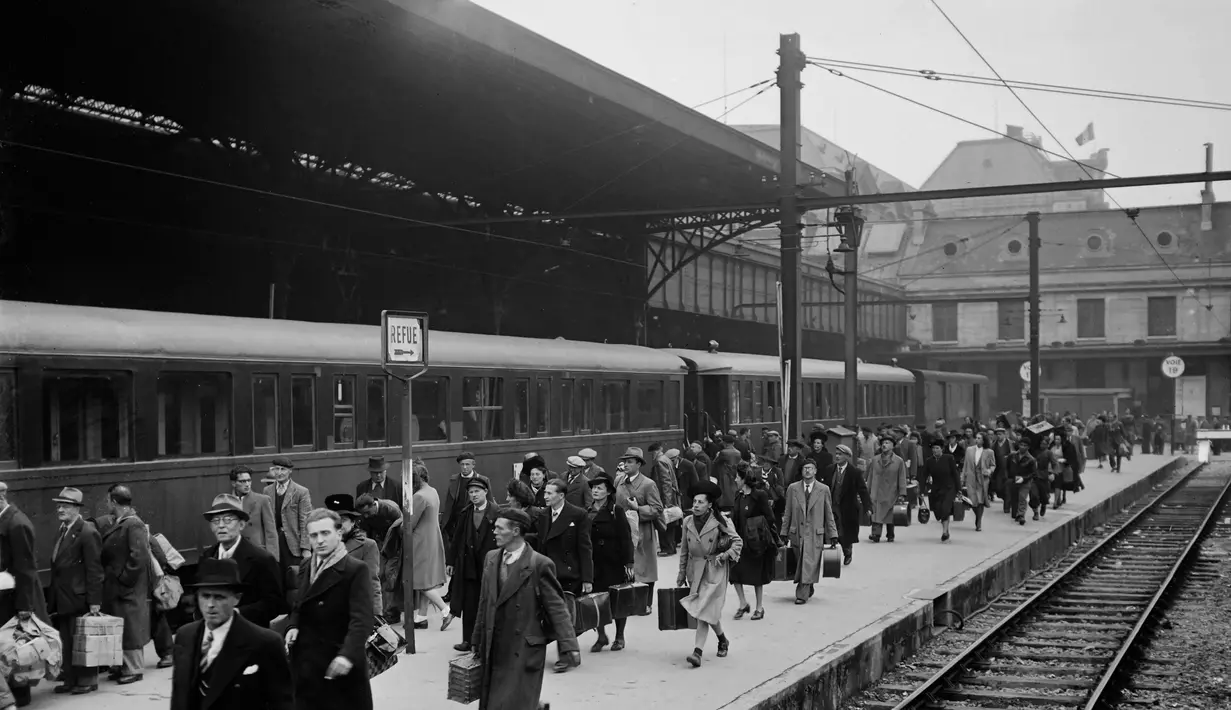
left=928, top=0, right=1224, bottom=327
left=803, top=56, right=1231, bottom=113
left=894, top=221, right=1023, bottom=288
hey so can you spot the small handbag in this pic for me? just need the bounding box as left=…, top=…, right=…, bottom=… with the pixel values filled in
left=366, top=616, right=404, bottom=679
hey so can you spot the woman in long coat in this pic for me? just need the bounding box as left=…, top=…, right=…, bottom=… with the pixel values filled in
left=677, top=480, right=742, bottom=668
left=961, top=431, right=997, bottom=532
left=99, top=497, right=151, bottom=683
left=866, top=438, right=908, bottom=542
left=730, top=463, right=778, bottom=619
left=778, top=461, right=838, bottom=605
left=407, top=461, right=449, bottom=627
left=585, top=474, right=634, bottom=652
left=920, top=441, right=960, bottom=543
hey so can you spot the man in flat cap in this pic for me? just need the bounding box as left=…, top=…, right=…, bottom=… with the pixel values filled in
left=201, top=494, right=285, bottom=628
left=170, top=558, right=293, bottom=710
left=48, top=487, right=103, bottom=695
left=356, top=456, right=403, bottom=511
left=647, top=442, right=680, bottom=557
left=472, top=506, right=578, bottom=710
left=563, top=457, right=594, bottom=509
left=446, top=477, right=499, bottom=652
left=263, top=456, right=313, bottom=582
left=826, top=445, right=872, bottom=566
left=578, top=448, right=605, bottom=479
left=230, top=465, right=279, bottom=560
left=441, top=452, right=492, bottom=552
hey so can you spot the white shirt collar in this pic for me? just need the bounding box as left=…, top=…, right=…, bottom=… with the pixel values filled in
left=550, top=501, right=565, bottom=516
left=202, top=612, right=236, bottom=666
left=503, top=542, right=526, bottom=565
left=475, top=502, right=487, bottom=513
left=217, top=539, right=241, bottom=560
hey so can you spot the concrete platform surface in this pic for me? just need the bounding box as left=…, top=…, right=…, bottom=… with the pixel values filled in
left=38, top=455, right=1177, bottom=710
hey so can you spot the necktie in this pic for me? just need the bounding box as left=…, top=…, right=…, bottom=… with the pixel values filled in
left=52, top=524, right=67, bottom=560
left=200, top=629, right=214, bottom=672
left=805, top=485, right=812, bottom=504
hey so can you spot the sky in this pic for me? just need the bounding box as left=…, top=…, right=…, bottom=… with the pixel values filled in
left=473, top=0, right=1230, bottom=208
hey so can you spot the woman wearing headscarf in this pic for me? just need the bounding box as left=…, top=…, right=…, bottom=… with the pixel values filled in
left=919, top=441, right=960, bottom=543
left=585, top=474, right=634, bottom=652
left=961, top=431, right=996, bottom=532
left=730, top=462, right=777, bottom=620
left=676, top=480, right=742, bottom=668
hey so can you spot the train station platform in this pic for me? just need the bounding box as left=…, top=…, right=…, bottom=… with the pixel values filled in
left=52, top=454, right=1184, bottom=710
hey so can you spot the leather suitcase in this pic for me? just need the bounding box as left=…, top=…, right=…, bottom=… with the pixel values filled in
left=821, top=546, right=842, bottom=579
left=892, top=503, right=911, bottom=527
left=952, top=498, right=967, bottom=522
left=608, top=582, right=651, bottom=618
left=773, top=545, right=797, bottom=581
left=573, top=592, right=613, bottom=635
left=656, top=587, right=697, bottom=631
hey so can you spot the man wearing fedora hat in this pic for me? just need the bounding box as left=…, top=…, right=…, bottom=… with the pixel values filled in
left=170, top=557, right=294, bottom=710
left=201, top=494, right=286, bottom=629
left=614, top=447, right=662, bottom=612
left=562, top=457, right=593, bottom=510
left=355, top=456, right=403, bottom=511
left=48, top=487, right=104, bottom=695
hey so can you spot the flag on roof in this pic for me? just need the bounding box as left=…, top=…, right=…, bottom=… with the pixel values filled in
left=1075, top=123, right=1096, bottom=146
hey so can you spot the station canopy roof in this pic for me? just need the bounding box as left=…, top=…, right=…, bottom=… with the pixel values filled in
left=8, top=0, right=842, bottom=220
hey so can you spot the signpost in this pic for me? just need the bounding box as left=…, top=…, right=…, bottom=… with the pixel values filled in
left=381, top=310, right=429, bottom=654
left=1161, top=355, right=1186, bottom=379
left=1019, top=361, right=1035, bottom=383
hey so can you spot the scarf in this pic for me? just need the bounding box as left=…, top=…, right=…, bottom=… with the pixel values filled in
left=309, top=542, right=350, bottom=587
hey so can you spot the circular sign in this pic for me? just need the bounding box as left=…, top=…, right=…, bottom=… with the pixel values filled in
left=1161, top=355, right=1186, bottom=379
left=1019, top=361, right=1034, bottom=383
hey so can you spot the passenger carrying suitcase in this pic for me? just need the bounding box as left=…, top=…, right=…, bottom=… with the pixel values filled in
left=892, top=503, right=911, bottom=527
left=608, top=582, right=651, bottom=619
left=656, top=587, right=697, bottom=631
left=574, top=592, right=613, bottom=635
left=952, top=498, right=967, bottom=522
left=773, top=545, right=798, bottom=581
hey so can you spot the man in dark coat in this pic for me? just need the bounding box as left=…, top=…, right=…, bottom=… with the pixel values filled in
left=48, top=487, right=103, bottom=695
left=714, top=436, right=743, bottom=511
left=562, top=457, right=594, bottom=509
left=446, top=477, right=499, bottom=653
left=1008, top=438, right=1039, bottom=525
left=355, top=456, right=403, bottom=510
left=171, top=557, right=294, bottom=710
left=286, top=509, right=374, bottom=710
left=440, top=452, right=493, bottom=548
left=808, top=433, right=834, bottom=485
left=472, top=507, right=579, bottom=710
left=534, top=479, right=592, bottom=673
left=200, top=494, right=286, bottom=628
left=99, top=484, right=151, bottom=684
left=667, top=449, right=700, bottom=513
left=992, top=428, right=1014, bottom=514
left=686, top=442, right=711, bottom=483
left=825, top=445, right=872, bottom=566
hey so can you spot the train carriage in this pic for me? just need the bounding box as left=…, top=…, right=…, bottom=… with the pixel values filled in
left=911, top=369, right=989, bottom=427
left=0, top=301, right=685, bottom=569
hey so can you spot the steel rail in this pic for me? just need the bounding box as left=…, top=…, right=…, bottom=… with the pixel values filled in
left=891, top=462, right=1212, bottom=709
left=1084, top=468, right=1231, bottom=709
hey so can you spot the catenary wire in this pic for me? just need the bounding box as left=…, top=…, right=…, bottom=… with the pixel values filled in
left=894, top=221, right=1023, bottom=288
left=803, top=56, right=1231, bottom=112
left=928, top=0, right=1225, bottom=327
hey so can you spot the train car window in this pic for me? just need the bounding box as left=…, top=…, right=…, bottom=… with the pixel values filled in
left=253, top=375, right=279, bottom=452
left=42, top=371, right=132, bottom=464
left=559, top=379, right=574, bottom=434
left=635, top=380, right=664, bottom=430
left=578, top=380, right=594, bottom=433
left=291, top=376, right=316, bottom=449
left=0, top=371, right=15, bottom=464
left=741, top=381, right=753, bottom=423
left=331, top=376, right=356, bottom=449
left=802, top=382, right=814, bottom=420
left=600, top=380, right=630, bottom=432
left=752, top=381, right=764, bottom=423
left=462, top=377, right=504, bottom=441
left=728, top=380, right=740, bottom=425
left=412, top=377, right=448, bottom=442
left=366, top=377, right=387, bottom=445
left=157, top=372, right=232, bottom=457
left=535, top=378, right=551, bottom=435
left=513, top=379, right=530, bottom=437
left=667, top=380, right=681, bottom=428
left=765, top=381, right=778, bottom=423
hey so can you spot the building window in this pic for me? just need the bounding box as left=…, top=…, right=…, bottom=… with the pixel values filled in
left=42, top=372, right=132, bottom=464
left=1147, top=297, right=1177, bottom=337
left=412, top=376, right=448, bottom=442
left=1007, top=239, right=1022, bottom=254
left=577, top=379, right=594, bottom=433
left=600, top=380, right=629, bottom=432
left=290, top=376, right=315, bottom=449
left=559, top=379, right=574, bottom=434
left=998, top=300, right=1024, bottom=340
left=331, top=376, right=356, bottom=448
left=1086, top=233, right=1104, bottom=252
left=513, top=379, right=530, bottom=436
left=462, top=377, right=504, bottom=441
left=1156, top=231, right=1173, bottom=248
left=932, top=303, right=958, bottom=342
left=157, top=372, right=232, bottom=457
left=535, top=378, right=551, bottom=435
left=366, top=377, right=387, bottom=445
left=0, top=372, right=14, bottom=464
left=253, top=375, right=278, bottom=451
left=1077, top=299, right=1106, bottom=339
left=667, top=380, right=681, bottom=428
left=635, top=380, right=664, bottom=430
left=1075, top=360, right=1106, bottom=388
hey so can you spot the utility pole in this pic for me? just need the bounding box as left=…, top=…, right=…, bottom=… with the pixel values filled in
left=837, top=170, right=862, bottom=430
left=1027, top=211, right=1041, bottom=418
left=777, top=33, right=805, bottom=441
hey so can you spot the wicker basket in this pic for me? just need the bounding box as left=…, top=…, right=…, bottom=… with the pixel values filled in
left=447, top=655, right=483, bottom=705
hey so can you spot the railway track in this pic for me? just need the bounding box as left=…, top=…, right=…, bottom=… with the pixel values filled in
left=883, top=461, right=1231, bottom=710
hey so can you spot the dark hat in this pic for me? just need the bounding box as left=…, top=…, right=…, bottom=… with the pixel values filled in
left=587, top=474, right=617, bottom=496
left=618, top=447, right=646, bottom=464
left=497, top=506, right=533, bottom=531
left=522, top=455, right=547, bottom=473
left=52, top=487, right=85, bottom=506
left=690, top=480, right=722, bottom=504
left=787, top=438, right=805, bottom=449
left=720, top=434, right=736, bottom=444
left=456, top=451, right=476, bottom=463
left=367, top=456, right=387, bottom=472
left=203, top=494, right=249, bottom=521
left=271, top=456, right=294, bottom=469
left=325, top=493, right=361, bottom=519
left=809, top=430, right=828, bottom=443
left=522, top=451, right=540, bottom=462
left=946, top=430, right=960, bottom=439
left=186, top=557, right=247, bottom=591
left=465, top=476, right=490, bottom=493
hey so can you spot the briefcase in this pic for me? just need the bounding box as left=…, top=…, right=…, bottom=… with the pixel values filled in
left=608, top=582, right=651, bottom=619
left=573, top=592, right=613, bottom=636
left=821, top=546, right=842, bottom=579
left=892, top=503, right=911, bottom=527
left=656, top=587, right=697, bottom=631
left=447, top=655, right=483, bottom=705
left=952, top=497, right=967, bottom=522
left=773, top=545, right=797, bottom=582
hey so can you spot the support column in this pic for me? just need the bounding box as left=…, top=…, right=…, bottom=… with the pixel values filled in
left=841, top=171, right=860, bottom=431
left=777, top=34, right=805, bottom=440
left=1027, top=211, right=1041, bottom=418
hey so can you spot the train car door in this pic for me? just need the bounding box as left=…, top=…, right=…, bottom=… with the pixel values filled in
left=701, top=376, right=726, bottom=437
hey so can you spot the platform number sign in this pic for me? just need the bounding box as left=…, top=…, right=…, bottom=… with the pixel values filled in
left=1161, top=355, right=1185, bottom=379
left=382, top=311, right=428, bottom=367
